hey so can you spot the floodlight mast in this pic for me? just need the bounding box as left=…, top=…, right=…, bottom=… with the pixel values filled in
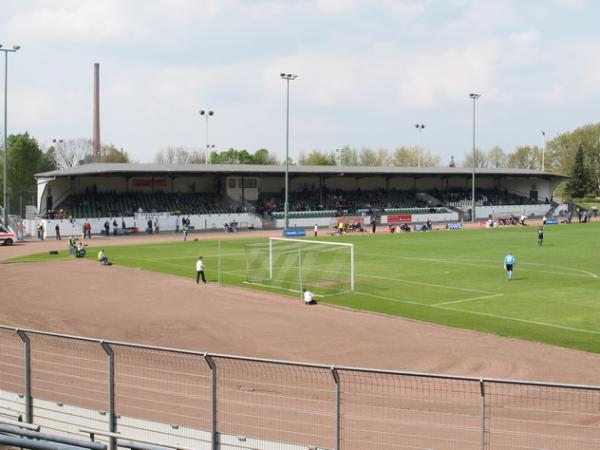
left=414, top=123, right=425, bottom=167
left=199, top=110, right=214, bottom=164
left=469, top=93, right=481, bottom=223
left=1, top=44, right=20, bottom=227
left=280, top=73, right=298, bottom=231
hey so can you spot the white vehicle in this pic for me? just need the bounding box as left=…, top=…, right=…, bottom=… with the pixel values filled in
left=0, top=223, right=16, bottom=245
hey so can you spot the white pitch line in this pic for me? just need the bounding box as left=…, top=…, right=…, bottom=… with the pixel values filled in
left=437, top=306, right=600, bottom=335
left=359, top=291, right=600, bottom=335
left=357, top=291, right=443, bottom=308
left=357, top=272, right=499, bottom=295
left=432, top=293, right=504, bottom=307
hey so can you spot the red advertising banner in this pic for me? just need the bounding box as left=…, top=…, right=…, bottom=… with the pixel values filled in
left=388, top=214, right=412, bottom=223
left=132, top=178, right=167, bottom=187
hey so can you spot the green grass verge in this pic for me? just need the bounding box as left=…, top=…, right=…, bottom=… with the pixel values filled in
left=6, top=223, right=600, bottom=353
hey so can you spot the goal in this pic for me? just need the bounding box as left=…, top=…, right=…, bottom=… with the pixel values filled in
left=245, top=237, right=354, bottom=297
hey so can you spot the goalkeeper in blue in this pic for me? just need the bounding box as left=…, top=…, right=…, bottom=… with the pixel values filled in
left=504, top=252, right=516, bottom=280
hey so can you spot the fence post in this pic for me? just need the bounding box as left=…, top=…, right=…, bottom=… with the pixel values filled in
left=100, top=342, right=116, bottom=450
left=203, top=353, right=217, bottom=450
left=330, top=366, right=340, bottom=450
left=480, top=377, right=486, bottom=450
left=15, top=329, right=32, bottom=424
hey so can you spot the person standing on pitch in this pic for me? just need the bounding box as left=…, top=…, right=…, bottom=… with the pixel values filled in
left=314, top=224, right=318, bottom=237
left=183, top=222, right=189, bottom=241
left=504, top=251, right=516, bottom=280
left=537, top=226, right=544, bottom=246
left=196, top=256, right=206, bottom=284
left=371, top=217, right=376, bottom=234
left=55, top=223, right=61, bottom=240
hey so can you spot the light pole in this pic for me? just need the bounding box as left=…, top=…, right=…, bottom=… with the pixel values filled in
left=469, top=93, right=481, bottom=223
left=52, top=139, right=63, bottom=171
left=198, top=110, right=214, bottom=164
left=541, top=131, right=546, bottom=172
left=280, top=73, right=297, bottom=231
left=1, top=44, right=20, bottom=227
left=414, top=123, right=425, bottom=167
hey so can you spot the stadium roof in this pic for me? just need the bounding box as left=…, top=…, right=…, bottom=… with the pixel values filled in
left=37, top=163, right=567, bottom=178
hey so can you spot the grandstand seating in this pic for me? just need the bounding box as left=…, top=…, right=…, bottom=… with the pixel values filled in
left=52, top=187, right=545, bottom=219
left=56, top=192, right=231, bottom=218
left=256, top=189, right=426, bottom=217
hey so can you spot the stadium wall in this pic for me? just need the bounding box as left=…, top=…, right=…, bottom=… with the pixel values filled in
left=274, top=212, right=460, bottom=228
left=35, top=213, right=262, bottom=238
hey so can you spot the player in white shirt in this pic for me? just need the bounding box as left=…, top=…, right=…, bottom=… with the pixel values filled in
left=303, top=288, right=316, bottom=305
left=196, top=256, right=206, bottom=284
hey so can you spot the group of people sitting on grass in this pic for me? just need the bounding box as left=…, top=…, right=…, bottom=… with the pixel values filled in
left=67, top=236, right=111, bottom=265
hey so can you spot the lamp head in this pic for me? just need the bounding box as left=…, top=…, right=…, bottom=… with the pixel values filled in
left=469, top=93, right=481, bottom=99
left=0, top=45, right=3, bottom=49
left=199, top=110, right=205, bottom=115
left=208, top=111, right=214, bottom=116
left=13, top=45, right=20, bottom=50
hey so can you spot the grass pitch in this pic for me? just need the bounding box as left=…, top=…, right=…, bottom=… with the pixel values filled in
left=9, top=223, right=600, bottom=353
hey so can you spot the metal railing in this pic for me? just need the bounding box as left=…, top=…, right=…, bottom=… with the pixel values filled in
left=1, top=325, right=600, bottom=450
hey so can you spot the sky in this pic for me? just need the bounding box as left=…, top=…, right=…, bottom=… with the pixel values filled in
left=1, top=0, right=599, bottom=164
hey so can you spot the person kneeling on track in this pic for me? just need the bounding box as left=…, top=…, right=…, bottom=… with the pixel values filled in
left=98, top=249, right=112, bottom=265
left=76, top=242, right=87, bottom=258
left=303, top=288, right=317, bottom=305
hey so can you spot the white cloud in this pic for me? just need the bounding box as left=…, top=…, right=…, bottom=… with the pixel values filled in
left=397, top=41, right=501, bottom=106
left=313, top=0, right=358, bottom=13
left=5, top=1, right=140, bottom=43
left=381, top=0, right=426, bottom=18
left=509, top=30, right=539, bottom=47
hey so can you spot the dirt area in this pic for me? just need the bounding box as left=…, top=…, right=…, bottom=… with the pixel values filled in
left=2, top=227, right=599, bottom=386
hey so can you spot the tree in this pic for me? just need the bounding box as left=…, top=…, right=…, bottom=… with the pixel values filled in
left=6, top=133, right=46, bottom=214
left=95, top=145, right=130, bottom=163
left=338, top=146, right=359, bottom=166
left=54, top=138, right=93, bottom=168
left=565, top=144, right=592, bottom=198
left=251, top=148, right=279, bottom=165
left=487, top=146, right=507, bottom=168
left=462, top=149, right=489, bottom=168
left=507, top=146, right=541, bottom=169
left=154, top=146, right=206, bottom=164
left=389, top=146, right=419, bottom=166
left=359, top=148, right=388, bottom=166
left=298, top=150, right=336, bottom=165
left=545, top=123, right=600, bottom=191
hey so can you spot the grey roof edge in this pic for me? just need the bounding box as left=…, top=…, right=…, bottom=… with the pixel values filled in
left=36, top=163, right=568, bottom=178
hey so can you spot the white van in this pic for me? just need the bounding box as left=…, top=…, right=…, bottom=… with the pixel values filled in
left=0, top=223, right=16, bottom=245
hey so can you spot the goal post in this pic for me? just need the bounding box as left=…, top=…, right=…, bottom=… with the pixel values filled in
left=246, top=237, right=354, bottom=297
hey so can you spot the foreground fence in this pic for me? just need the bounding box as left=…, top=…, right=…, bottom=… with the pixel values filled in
left=1, top=326, right=600, bottom=450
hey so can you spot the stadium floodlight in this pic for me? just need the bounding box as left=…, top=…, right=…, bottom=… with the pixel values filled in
left=469, top=93, right=481, bottom=223
left=245, top=237, right=354, bottom=297
left=280, top=72, right=298, bottom=230
left=1, top=44, right=20, bottom=227
left=198, top=110, right=215, bottom=165
left=414, top=123, right=425, bottom=167
left=541, top=131, right=546, bottom=172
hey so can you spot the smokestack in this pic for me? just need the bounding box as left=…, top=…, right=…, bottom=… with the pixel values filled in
left=92, top=63, right=101, bottom=156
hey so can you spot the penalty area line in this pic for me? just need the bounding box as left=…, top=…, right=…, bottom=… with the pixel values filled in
left=432, top=293, right=504, bottom=307
left=358, top=291, right=600, bottom=335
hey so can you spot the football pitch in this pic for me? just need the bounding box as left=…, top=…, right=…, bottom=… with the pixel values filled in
left=10, top=223, right=600, bottom=353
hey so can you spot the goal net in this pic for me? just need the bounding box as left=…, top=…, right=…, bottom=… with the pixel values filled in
left=246, top=237, right=354, bottom=297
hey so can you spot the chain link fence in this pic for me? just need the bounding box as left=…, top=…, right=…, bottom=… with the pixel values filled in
left=1, top=326, right=599, bottom=450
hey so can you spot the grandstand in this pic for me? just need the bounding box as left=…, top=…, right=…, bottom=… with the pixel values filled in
left=32, top=163, right=566, bottom=234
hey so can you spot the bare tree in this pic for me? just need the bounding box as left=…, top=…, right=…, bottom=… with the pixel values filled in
left=462, top=148, right=489, bottom=168
left=54, top=138, right=93, bottom=168
left=359, top=148, right=389, bottom=166
left=488, top=146, right=507, bottom=168
left=154, top=146, right=206, bottom=164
